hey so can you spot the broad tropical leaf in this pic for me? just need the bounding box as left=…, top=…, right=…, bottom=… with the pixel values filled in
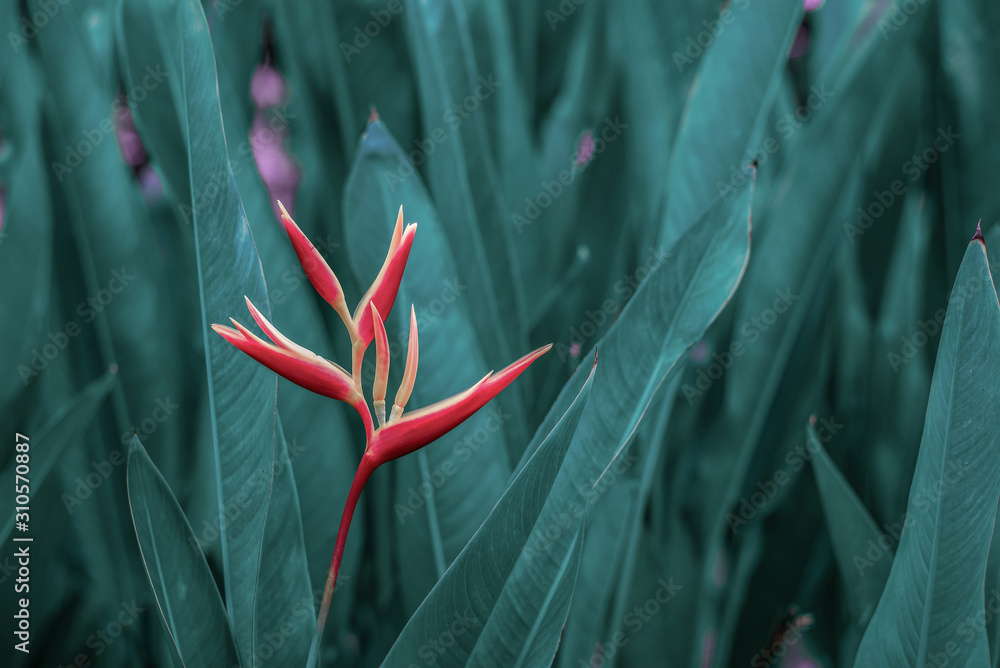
left=128, top=435, right=241, bottom=668
left=853, top=232, right=1000, bottom=667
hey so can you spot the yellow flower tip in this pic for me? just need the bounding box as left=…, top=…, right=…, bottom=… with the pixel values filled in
left=229, top=319, right=257, bottom=341
left=371, top=303, right=390, bottom=403
left=387, top=206, right=404, bottom=255
left=276, top=199, right=290, bottom=220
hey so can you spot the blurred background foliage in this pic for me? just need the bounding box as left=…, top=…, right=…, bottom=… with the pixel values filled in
left=1, top=0, right=1000, bottom=666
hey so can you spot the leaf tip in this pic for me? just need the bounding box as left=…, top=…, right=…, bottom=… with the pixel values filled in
left=127, top=432, right=142, bottom=455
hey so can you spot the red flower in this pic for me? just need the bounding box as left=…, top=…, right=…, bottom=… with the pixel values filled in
left=365, top=303, right=551, bottom=464
left=211, top=297, right=373, bottom=438
left=212, top=203, right=549, bottom=659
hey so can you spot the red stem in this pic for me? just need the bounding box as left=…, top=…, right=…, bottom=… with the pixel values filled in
left=312, top=452, right=377, bottom=657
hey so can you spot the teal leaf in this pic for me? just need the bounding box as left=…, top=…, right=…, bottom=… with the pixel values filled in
left=853, top=234, right=1000, bottom=667
left=661, top=0, right=802, bottom=246
left=252, top=417, right=316, bottom=667
left=0, top=372, right=117, bottom=544
left=0, top=37, right=51, bottom=421
left=382, top=354, right=598, bottom=666
left=127, top=436, right=241, bottom=668
left=403, top=0, right=526, bottom=368
left=811, top=422, right=890, bottom=630
left=118, top=0, right=280, bottom=661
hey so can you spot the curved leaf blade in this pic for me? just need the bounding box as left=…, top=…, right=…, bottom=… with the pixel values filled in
left=382, top=354, right=598, bottom=666
left=853, top=234, right=1000, bottom=667
left=128, top=435, right=241, bottom=668
left=811, top=423, right=890, bottom=630
left=118, top=1, right=279, bottom=661
left=0, top=372, right=117, bottom=544
left=661, top=0, right=801, bottom=246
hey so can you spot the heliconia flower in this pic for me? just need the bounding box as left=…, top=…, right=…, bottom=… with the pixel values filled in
left=315, top=316, right=550, bottom=658
left=213, top=201, right=549, bottom=665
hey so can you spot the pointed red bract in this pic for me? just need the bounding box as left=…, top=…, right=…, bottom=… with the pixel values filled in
left=368, top=344, right=551, bottom=463
left=212, top=322, right=358, bottom=404
left=354, top=222, right=417, bottom=345
left=277, top=201, right=354, bottom=332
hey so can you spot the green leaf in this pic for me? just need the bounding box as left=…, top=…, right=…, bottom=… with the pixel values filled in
left=558, top=377, right=679, bottom=668
left=811, top=421, right=890, bottom=630
left=853, top=234, right=1000, bottom=667
left=127, top=436, right=241, bottom=668
left=118, top=1, right=280, bottom=661
left=0, top=372, right=117, bottom=544
left=0, top=36, right=52, bottom=422
left=511, top=157, right=753, bottom=668
left=30, top=0, right=185, bottom=479
left=868, top=187, right=932, bottom=523
left=612, top=0, right=680, bottom=245
left=661, top=0, right=801, bottom=246
left=252, top=417, right=316, bottom=667
left=381, top=354, right=598, bottom=666
left=516, top=169, right=754, bottom=483
left=403, top=0, right=526, bottom=373
left=557, top=479, right=638, bottom=668
left=459, top=0, right=540, bottom=245
left=272, top=0, right=357, bottom=160
left=687, top=23, right=929, bottom=658
left=207, top=16, right=360, bottom=652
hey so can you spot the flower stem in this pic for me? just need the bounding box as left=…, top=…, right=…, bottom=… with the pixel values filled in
left=306, top=454, right=377, bottom=668
left=352, top=396, right=375, bottom=443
